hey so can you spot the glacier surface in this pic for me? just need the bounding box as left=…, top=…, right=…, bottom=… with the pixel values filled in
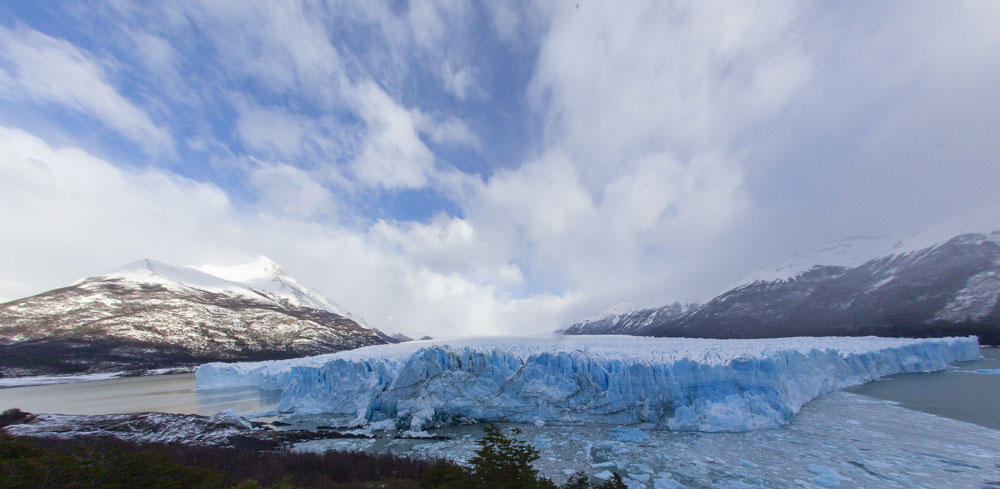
left=196, top=335, right=981, bottom=432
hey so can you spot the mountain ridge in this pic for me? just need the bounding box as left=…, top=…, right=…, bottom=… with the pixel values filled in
left=0, top=257, right=387, bottom=377
left=566, top=224, right=1000, bottom=344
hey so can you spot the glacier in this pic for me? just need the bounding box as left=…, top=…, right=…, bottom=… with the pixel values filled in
left=195, top=335, right=981, bottom=432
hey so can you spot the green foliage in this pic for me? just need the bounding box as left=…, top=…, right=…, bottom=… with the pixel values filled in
left=561, top=475, right=592, bottom=489
left=422, top=424, right=628, bottom=489
left=419, top=460, right=472, bottom=489
left=1, top=424, right=631, bottom=489
left=0, top=409, right=34, bottom=429
left=466, top=424, right=555, bottom=489
left=560, top=474, right=627, bottom=489
left=0, top=433, right=418, bottom=489
left=595, top=474, right=627, bottom=489
left=0, top=433, right=227, bottom=489
left=421, top=424, right=557, bottom=489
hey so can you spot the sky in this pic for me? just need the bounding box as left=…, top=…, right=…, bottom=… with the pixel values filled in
left=1, top=1, right=999, bottom=336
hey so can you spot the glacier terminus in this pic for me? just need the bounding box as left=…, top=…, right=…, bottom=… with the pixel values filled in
left=196, top=335, right=981, bottom=433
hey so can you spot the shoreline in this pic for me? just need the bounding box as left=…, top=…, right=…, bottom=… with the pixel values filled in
left=0, top=366, right=194, bottom=389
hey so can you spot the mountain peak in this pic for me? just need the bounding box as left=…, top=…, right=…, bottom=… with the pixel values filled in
left=95, top=259, right=253, bottom=297
left=581, top=302, right=650, bottom=323
left=2, top=259, right=385, bottom=377
left=197, top=257, right=362, bottom=321
left=94, top=257, right=351, bottom=320
left=114, top=258, right=168, bottom=273
left=198, top=256, right=288, bottom=283
left=735, top=208, right=1000, bottom=288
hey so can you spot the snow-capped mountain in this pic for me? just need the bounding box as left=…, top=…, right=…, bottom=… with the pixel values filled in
left=196, top=256, right=362, bottom=322
left=563, top=302, right=696, bottom=335
left=565, top=216, right=1000, bottom=344
left=0, top=258, right=385, bottom=377
left=736, top=209, right=1000, bottom=287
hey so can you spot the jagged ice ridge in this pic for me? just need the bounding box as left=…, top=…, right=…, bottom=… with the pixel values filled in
left=196, top=335, right=981, bottom=432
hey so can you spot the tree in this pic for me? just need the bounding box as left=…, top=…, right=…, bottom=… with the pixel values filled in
left=466, top=424, right=556, bottom=489
left=562, top=475, right=592, bottom=489
left=421, top=423, right=633, bottom=489
left=596, top=474, right=627, bottom=489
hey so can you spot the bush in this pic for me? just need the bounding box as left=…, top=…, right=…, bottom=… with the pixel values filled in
left=0, top=433, right=429, bottom=489
left=0, top=433, right=227, bottom=489
left=466, top=424, right=556, bottom=489
left=422, top=424, right=627, bottom=489
left=2, top=422, right=631, bottom=489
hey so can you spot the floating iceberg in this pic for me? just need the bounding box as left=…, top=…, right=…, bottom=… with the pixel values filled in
left=196, top=335, right=980, bottom=432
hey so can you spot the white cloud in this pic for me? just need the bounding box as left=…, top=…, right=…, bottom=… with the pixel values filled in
left=0, top=25, right=173, bottom=154
left=441, top=62, right=477, bottom=100
left=414, top=112, right=480, bottom=149
left=370, top=214, right=524, bottom=288
left=349, top=82, right=436, bottom=189
left=235, top=103, right=311, bottom=158
left=4, top=1, right=1000, bottom=336
left=433, top=1, right=778, bottom=300
left=247, top=162, right=339, bottom=220
left=337, top=0, right=483, bottom=105
left=486, top=1, right=521, bottom=43
left=181, top=1, right=347, bottom=105
left=530, top=2, right=811, bottom=178
left=0, top=126, right=231, bottom=288
left=0, top=126, right=570, bottom=336
left=811, top=1, right=1000, bottom=234
left=130, top=32, right=178, bottom=74
left=405, top=0, right=470, bottom=50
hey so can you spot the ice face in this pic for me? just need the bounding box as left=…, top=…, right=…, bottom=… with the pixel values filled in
left=196, top=335, right=981, bottom=432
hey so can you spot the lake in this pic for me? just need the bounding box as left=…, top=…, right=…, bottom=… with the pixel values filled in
left=845, top=346, right=1000, bottom=430
left=0, top=373, right=280, bottom=416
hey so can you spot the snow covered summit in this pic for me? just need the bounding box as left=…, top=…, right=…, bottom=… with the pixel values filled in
left=197, top=256, right=360, bottom=321
left=196, top=335, right=980, bottom=432
left=736, top=209, right=1000, bottom=287
left=0, top=257, right=384, bottom=377
left=566, top=212, right=1000, bottom=343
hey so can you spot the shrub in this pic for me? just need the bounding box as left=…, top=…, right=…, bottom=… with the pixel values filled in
left=466, top=424, right=556, bottom=489
left=422, top=424, right=628, bottom=489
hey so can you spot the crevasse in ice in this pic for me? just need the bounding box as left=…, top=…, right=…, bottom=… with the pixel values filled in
left=196, top=335, right=981, bottom=432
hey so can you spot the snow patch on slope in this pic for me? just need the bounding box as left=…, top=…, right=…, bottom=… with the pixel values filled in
left=100, top=259, right=256, bottom=297
left=580, top=302, right=652, bottom=324
left=934, top=267, right=1000, bottom=322
left=196, top=335, right=981, bottom=432
left=93, top=257, right=368, bottom=326
left=198, top=256, right=360, bottom=321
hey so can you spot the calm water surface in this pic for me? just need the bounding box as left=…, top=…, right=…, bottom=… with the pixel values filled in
left=0, top=373, right=279, bottom=416
left=846, top=346, right=1000, bottom=429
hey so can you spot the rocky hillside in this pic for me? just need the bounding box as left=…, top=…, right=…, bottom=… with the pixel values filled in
left=566, top=223, right=1000, bottom=344
left=0, top=258, right=385, bottom=377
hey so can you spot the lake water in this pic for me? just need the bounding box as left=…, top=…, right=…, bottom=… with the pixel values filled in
left=845, top=346, right=1000, bottom=430
left=0, top=373, right=280, bottom=416
left=2, top=349, right=999, bottom=488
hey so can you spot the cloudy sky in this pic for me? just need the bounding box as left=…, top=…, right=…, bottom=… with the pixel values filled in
left=1, top=1, right=998, bottom=336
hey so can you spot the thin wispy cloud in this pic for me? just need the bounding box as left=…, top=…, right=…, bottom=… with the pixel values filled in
left=0, top=24, right=174, bottom=154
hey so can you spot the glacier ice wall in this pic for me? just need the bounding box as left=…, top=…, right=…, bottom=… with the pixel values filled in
left=196, top=335, right=981, bottom=432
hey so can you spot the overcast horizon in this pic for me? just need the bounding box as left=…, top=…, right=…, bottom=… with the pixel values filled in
left=2, top=1, right=999, bottom=336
